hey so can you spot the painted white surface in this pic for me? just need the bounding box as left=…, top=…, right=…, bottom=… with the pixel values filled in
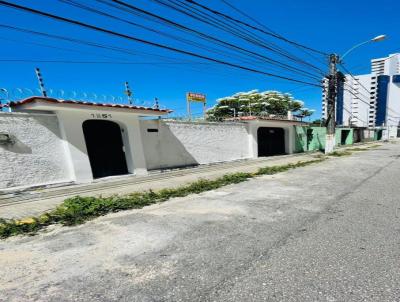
left=2, top=99, right=301, bottom=189
left=13, top=100, right=151, bottom=183
left=140, top=120, right=251, bottom=169
left=54, top=107, right=148, bottom=182
left=386, top=78, right=400, bottom=128
left=351, top=75, right=371, bottom=127
left=141, top=120, right=300, bottom=170
left=246, top=120, right=297, bottom=157
left=0, top=112, right=72, bottom=189
left=371, top=53, right=400, bottom=76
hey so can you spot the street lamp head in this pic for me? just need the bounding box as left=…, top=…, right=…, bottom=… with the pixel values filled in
left=371, top=35, right=386, bottom=42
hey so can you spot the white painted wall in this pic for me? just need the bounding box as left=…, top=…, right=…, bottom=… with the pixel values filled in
left=54, top=107, right=148, bottom=182
left=0, top=112, right=72, bottom=189
left=352, top=75, right=371, bottom=128
left=1, top=109, right=301, bottom=189
left=247, top=120, right=297, bottom=157
left=386, top=78, right=400, bottom=128
left=140, top=120, right=251, bottom=170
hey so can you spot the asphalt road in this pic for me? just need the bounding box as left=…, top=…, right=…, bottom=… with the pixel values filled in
left=1, top=142, right=400, bottom=302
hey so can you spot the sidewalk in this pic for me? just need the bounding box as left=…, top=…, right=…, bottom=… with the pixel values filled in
left=0, top=152, right=320, bottom=219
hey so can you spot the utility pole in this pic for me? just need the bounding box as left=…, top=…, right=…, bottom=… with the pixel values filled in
left=325, top=54, right=339, bottom=153
left=35, top=67, right=47, bottom=97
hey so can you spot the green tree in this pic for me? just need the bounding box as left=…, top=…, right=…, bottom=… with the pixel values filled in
left=206, top=90, right=311, bottom=121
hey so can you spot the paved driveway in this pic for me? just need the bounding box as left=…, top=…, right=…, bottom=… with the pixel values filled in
left=1, top=143, right=399, bottom=301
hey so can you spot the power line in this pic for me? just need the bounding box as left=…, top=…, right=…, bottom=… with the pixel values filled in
left=218, top=0, right=329, bottom=67
left=341, top=62, right=400, bottom=121
left=183, top=0, right=328, bottom=56
left=0, top=24, right=200, bottom=64
left=0, top=36, right=136, bottom=62
left=342, top=104, right=368, bottom=125
left=339, top=63, right=371, bottom=96
left=151, top=0, right=325, bottom=75
left=0, top=0, right=322, bottom=87
left=0, top=27, right=302, bottom=82
left=0, top=59, right=213, bottom=64
left=341, top=63, right=400, bottom=122
left=58, top=0, right=272, bottom=69
left=94, top=0, right=322, bottom=81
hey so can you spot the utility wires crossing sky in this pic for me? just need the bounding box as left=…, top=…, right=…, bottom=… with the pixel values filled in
left=0, top=0, right=327, bottom=88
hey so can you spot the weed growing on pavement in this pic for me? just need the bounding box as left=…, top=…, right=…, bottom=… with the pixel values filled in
left=329, top=151, right=353, bottom=157
left=345, top=147, right=369, bottom=152
left=367, top=144, right=382, bottom=148
left=0, top=159, right=324, bottom=239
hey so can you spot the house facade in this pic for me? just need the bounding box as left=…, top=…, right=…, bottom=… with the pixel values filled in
left=0, top=97, right=306, bottom=190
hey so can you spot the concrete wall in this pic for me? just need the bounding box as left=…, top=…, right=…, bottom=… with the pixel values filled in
left=0, top=112, right=72, bottom=189
left=294, top=126, right=326, bottom=152
left=336, top=128, right=354, bottom=146
left=247, top=120, right=297, bottom=157
left=140, top=120, right=251, bottom=170
left=0, top=110, right=312, bottom=189
left=295, top=126, right=385, bottom=152
left=54, top=108, right=148, bottom=182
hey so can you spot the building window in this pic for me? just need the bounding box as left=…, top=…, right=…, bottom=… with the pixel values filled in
left=376, top=75, right=390, bottom=125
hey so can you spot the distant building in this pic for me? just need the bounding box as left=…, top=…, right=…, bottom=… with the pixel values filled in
left=322, top=53, right=400, bottom=136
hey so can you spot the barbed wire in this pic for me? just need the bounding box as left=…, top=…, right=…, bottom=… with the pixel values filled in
left=163, top=110, right=305, bottom=123
left=0, top=87, right=167, bottom=109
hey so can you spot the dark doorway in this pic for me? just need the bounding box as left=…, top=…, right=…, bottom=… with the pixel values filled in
left=377, top=129, right=383, bottom=140
left=306, top=128, right=314, bottom=151
left=353, top=129, right=362, bottom=143
left=82, top=120, right=128, bottom=179
left=257, top=127, right=285, bottom=157
left=341, top=130, right=350, bottom=145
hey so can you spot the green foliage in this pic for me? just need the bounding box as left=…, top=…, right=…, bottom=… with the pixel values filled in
left=0, top=160, right=324, bottom=239
left=345, top=147, right=368, bottom=152
left=206, top=90, right=312, bottom=121
left=310, top=119, right=324, bottom=126
left=329, top=151, right=352, bottom=157
left=367, top=144, right=381, bottom=149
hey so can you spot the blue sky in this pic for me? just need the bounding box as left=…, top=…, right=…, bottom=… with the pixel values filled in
left=0, top=0, right=399, bottom=118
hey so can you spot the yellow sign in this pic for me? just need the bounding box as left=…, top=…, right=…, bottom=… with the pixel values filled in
left=187, top=92, right=206, bottom=103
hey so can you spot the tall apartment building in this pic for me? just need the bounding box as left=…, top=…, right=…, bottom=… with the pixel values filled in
left=322, top=53, right=400, bottom=133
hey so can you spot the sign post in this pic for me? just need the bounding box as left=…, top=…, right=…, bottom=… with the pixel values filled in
left=186, top=92, right=206, bottom=121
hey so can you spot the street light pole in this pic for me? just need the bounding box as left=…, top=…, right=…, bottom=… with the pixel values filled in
left=340, top=35, right=386, bottom=61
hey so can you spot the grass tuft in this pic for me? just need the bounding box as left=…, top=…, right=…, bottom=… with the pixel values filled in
left=0, top=159, right=324, bottom=239
left=329, top=151, right=352, bottom=157
left=345, top=147, right=369, bottom=152
left=367, top=144, right=382, bottom=148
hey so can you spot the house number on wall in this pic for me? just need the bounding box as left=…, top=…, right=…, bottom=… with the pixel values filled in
left=90, top=113, right=112, bottom=119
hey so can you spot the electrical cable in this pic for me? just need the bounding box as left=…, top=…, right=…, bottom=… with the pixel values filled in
left=95, top=0, right=322, bottom=81
left=184, top=0, right=328, bottom=56
left=0, top=0, right=322, bottom=87
left=151, top=0, right=325, bottom=75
